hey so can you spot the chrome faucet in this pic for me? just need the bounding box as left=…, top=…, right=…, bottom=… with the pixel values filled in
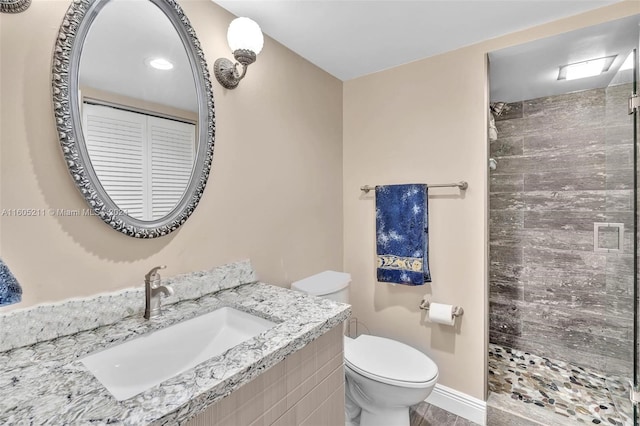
left=144, top=265, right=174, bottom=319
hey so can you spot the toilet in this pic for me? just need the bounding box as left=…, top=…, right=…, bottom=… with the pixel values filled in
left=291, top=271, right=439, bottom=426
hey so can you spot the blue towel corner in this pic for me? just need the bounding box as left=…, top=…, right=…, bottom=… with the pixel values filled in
left=0, top=258, right=22, bottom=306
left=375, top=184, right=431, bottom=285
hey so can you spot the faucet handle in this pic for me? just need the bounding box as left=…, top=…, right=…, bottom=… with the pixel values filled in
left=145, top=265, right=166, bottom=282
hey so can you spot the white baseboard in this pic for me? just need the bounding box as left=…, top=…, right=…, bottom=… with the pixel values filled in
left=425, top=383, right=486, bottom=425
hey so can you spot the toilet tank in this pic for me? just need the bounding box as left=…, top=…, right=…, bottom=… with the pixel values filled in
left=291, top=271, right=351, bottom=304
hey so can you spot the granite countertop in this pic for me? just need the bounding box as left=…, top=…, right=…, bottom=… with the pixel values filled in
left=0, top=283, right=350, bottom=425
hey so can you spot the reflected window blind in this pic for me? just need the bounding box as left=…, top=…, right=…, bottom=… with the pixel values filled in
left=83, top=104, right=146, bottom=219
left=149, top=117, right=195, bottom=220
left=82, top=103, right=195, bottom=221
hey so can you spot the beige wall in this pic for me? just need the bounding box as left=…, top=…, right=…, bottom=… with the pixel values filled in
left=343, top=1, right=639, bottom=400
left=0, top=0, right=343, bottom=310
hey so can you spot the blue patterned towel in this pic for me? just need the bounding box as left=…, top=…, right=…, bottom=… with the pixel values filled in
left=375, top=184, right=431, bottom=285
left=0, top=258, right=22, bottom=306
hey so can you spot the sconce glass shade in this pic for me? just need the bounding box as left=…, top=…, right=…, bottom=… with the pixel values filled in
left=215, top=17, right=263, bottom=89
left=227, top=17, right=263, bottom=55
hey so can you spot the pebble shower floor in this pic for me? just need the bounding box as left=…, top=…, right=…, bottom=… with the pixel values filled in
left=488, top=344, right=633, bottom=425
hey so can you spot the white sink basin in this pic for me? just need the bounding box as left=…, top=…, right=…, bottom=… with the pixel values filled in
left=81, top=307, right=277, bottom=400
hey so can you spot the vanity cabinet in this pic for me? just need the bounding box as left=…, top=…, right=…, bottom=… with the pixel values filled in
left=186, top=325, right=345, bottom=426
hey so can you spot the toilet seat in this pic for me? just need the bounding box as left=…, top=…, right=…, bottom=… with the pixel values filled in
left=344, top=335, right=438, bottom=389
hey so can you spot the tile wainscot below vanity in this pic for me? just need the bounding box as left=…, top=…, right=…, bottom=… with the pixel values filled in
left=0, top=260, right=350, bottom=425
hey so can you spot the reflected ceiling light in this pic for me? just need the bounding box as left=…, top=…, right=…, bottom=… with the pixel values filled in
left=214, top=17, right=264, bottom=89
left=557, top=55, right=616, bottom=81
left=148, top=58, right=174, bottom=70
left=619, top=51, right=634, bottom=71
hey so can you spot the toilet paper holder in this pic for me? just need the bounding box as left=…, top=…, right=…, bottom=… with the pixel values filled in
left=418, top=299, right=464, bottom=317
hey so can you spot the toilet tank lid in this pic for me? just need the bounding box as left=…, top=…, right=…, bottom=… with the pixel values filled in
left=291, top=271, right=351, bottom=295
left=345, top=335, right=438, bottom=384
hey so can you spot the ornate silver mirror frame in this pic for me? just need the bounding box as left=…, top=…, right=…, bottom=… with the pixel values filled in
left=0, top=0, right=30, bottom=13
left=52, top=0, right=215, bottom=238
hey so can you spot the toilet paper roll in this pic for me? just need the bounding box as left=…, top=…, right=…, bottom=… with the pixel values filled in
left=428, top=303, right=455, bottom=326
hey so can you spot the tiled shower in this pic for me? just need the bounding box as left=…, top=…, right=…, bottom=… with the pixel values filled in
left=488, top=83, right=636, bottom=425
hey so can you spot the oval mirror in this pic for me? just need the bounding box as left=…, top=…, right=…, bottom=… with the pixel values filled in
left=52, top=0, right=215, bottom=238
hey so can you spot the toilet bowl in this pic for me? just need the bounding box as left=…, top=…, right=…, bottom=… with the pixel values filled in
left=291, top=271, right=439, bottom=426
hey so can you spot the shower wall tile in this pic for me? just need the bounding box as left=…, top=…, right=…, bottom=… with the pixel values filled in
left=605, top=83, right=634, bottom=127
left=518, top=229, right=593, bottom=252
left=605, top=189, right=632, bottom=211
left=495, top=117, right=524, bottom=138
left=490, top=281, right=525, bottom=303
left=606, top=168, right=634, bottom=189
left=520, top=305, right=630, bottom=341
left=520, top=321, right=630, bottom=360
left=604, top=211, right=634, bottom=229
left=613, top=315, right=634, bottom=341
left=490, top=242, right=525, bottom=303
left=523, top=248, right=607, bottom=295
left=489, top=86, right=635, bottom=375
left=523, top=283, right=606, bottom=313
left=523, top=89, right=605, bottom=132
left=494, top=101, right=523, bottom=121
left=605, top=356, right=634, bottom=377
left=490, top=243, right=523, bottom=263
left=489, top=209, right=524, bottom=225
left=522, top=128, right=605, bottom=155
left=491, top=229, right=597, bottom=252
left=489, top=210, right=524, bottom=228
left=524, top=170, right=606, bottom=192
left=605, top=295, right=634, bottom=318
left=490, top=135, right=524, bottom=157
left=490, top=173, right=524, bottom=193
left=523, top=211, right=606, bottom=231
left=605, top=254, right=634, bottom=297
left=486, top=156, right=529, bottom=174
left=523, top=247, right=606, bottom=273
left=493, top=150, right=604, bottom=174
left=523, top=190, right=606, bottom=211
left=524, top=108, right=605, bottom=134
left=489, top=330, right=524, bottom=354
left=489, top=229, right=525, bottom=248
left=606, top=125, right=634, bottom=145
left=606, top=143, right=634, bottom=170
left=490, top=262, right=523, bottom=285
left=523, top=88, right=605, bottom=114
left=524, top=274, right=606, bottom=300
left=490, top=192, right=525, bottom=211
left=490, top=301, right=522, bottom=336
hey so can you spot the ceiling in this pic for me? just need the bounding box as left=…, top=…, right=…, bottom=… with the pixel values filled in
left=213, top=0, right=623, bottom=81
left=79, top=0, right=636, bottom=109
left=489, top=14, right=639, bottom=102
left=80, top=0, right=197, bottom=113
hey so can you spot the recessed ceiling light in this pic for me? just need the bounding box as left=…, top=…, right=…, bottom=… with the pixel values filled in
left=148, top=58, right=174, bottom=70
left=558, top=55, right=616, bottom=81
left=619, top=51, right=634, bottom=71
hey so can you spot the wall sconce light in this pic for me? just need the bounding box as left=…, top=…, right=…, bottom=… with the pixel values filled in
left=214, top=17, right=264, bottom=89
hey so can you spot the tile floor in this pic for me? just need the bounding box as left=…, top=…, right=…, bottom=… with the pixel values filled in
left=410, top=402, right=480, bottom=426
left=488, top=343, right=632, bottom=426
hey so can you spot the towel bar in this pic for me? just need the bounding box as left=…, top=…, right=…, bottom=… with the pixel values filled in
left=418, top=300, right=464, bottom=317
left=360, top=181, right=468, bottom=193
